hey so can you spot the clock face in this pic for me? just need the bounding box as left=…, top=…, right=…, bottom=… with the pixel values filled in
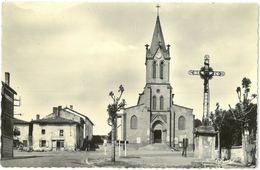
left=155, top=51, right=162, bottom=59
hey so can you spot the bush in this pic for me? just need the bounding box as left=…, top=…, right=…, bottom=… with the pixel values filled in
left=81, top=138, right=99, bottom=151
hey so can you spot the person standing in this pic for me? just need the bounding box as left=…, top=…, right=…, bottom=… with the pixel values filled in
left=182, top=136, right=188, bottom=157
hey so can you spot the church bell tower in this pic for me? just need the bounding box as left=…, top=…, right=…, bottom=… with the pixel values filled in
left=141, top=7, right=173, bottom=144
left=143, top=8, right=172, bottom=113
left=145, top=15, right=171, bottom=84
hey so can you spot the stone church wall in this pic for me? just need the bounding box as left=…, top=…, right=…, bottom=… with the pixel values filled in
left=124, top=104, right=150, bottom=144
left=173, top=104, right=194, bottom=149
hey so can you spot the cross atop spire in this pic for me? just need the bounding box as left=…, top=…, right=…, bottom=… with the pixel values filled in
left=156, top=4, right=160, bottom=16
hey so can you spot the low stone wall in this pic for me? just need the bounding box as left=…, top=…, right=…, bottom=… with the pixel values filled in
left=214, top=146, right=243, bottom=162
left=230, top=146, right=244, bottom=162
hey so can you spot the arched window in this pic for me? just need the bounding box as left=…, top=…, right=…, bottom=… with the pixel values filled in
left=160, top=96, right=164, bottom=110
left=160, top=61, right=164, bottom=79
left=152, top=95, right=157, bottom=110
left=152, top=61, right=156, bottom=78
left=130, top=115, right=137, bottom=129
left=178, top=116, right=185, bottom=130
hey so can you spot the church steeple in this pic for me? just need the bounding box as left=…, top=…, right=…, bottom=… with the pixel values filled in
left=145, top=5, right=170, bottom=84
left=150, top=14, right=166, bottom=56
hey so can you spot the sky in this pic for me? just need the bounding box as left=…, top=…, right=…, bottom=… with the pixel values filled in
left=2, top=3, right=258, bottom=135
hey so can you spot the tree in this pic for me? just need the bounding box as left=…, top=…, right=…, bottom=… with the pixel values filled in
left=13, top=127, right=20, bottom=136
left=107, top=85, right=126, bottom=162
left=230, top=77, right=257, bottom=165
left=210, top=103, right=244, bottom=160
left=194, top=119, right=202, bottom=128
left=210, top=103, right=225, bottom=159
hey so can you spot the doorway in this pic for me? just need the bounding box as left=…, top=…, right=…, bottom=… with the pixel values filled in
left=154, top=130, right=162, bottom=143
left=53, top=140, right=64, bottom=150
left=57, top=141, right=61, bottom=150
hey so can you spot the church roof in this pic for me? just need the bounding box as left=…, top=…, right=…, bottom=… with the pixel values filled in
left=150, top=16, right=167, bottom=56
left=173, top=104, right=193, bottom=111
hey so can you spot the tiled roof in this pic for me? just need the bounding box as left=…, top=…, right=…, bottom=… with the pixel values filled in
left=64, top=107, right=94, bottom=125
left=13, top=118, right=30, bottom=124
left=32, top=116, right=78, bottom=124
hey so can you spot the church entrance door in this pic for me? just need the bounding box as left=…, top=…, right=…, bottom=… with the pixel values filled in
left=154, top=130, right=162, bottom=143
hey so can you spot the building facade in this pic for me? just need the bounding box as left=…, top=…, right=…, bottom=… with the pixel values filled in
left=122, top=14, right=194, bottom=148
left=13, top=118, right=31, bottom=149
left=32, top=117, right=81, bottom=151
left=12, top=106, right=93, bottom=151
left=1, top=72, right=17, bottom=159
left=31, top=105, right=93, bottom=151
left=44, top=106, right=93, bottom=140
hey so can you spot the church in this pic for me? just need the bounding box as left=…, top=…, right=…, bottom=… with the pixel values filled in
left=121, top=10, right=194, bottom=148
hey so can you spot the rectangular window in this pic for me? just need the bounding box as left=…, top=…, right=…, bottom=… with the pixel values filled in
left=40, top=140, right=46, bottom=147
left=23, top=140, right=28, bottom=147
left=59, top=130, right=64, bottom=136
left=41, top=129, right=45, bottom=134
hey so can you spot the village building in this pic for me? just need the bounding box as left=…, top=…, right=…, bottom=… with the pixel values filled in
left=122, top=13, right=194, bottom=148
left=31, top=105, right=94, bottom=151
left=32, top=116, right=81, bottom=151
left=1, top=72, right=17, bottom=159
left=12, top=105, right=93, bottom=151
left=13, top=118, right=31, bottom=149
left=44, top=105, right=93, bottom=140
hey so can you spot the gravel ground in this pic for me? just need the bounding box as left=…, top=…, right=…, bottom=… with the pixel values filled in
left=0, top=145, right=245, bottom=168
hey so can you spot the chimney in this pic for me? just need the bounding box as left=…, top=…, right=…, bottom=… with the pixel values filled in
left=70, top=105, right=73, bottom=110
left=36, top=114, right=40, bottom=120
left=57, top=105, right=62, bottom=117
left=53, top=107, right=58, bottom=115
left=5, top=72, right=10, bottom=86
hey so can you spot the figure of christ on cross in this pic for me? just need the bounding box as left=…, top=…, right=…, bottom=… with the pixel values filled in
left=188, top=55, right=225, bottom=125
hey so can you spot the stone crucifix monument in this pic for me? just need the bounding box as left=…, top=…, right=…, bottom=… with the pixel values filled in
left=188, top=55, right=225, bottom=160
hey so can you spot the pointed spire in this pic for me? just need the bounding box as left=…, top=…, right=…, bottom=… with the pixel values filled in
left=150, top=15, right=166, bottom=55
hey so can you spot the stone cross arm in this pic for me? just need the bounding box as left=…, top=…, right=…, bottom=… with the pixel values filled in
left=188, top=70, right=225, bottom=77
left=213, top=71, right=225, bottom=76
